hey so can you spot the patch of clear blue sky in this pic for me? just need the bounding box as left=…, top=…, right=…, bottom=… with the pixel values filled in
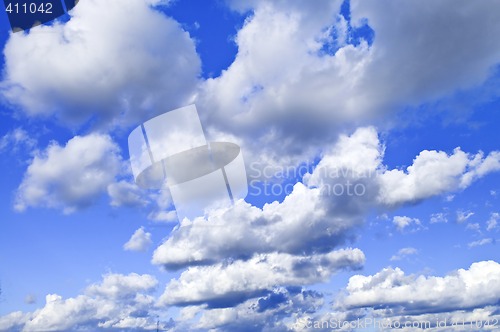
left=161, top=0, right=248, bottom=78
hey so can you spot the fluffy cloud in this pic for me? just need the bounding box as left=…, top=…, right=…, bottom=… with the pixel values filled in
left=107, top=180, right=147, bottom=208
left=468, top=238, right=493, bottom=248
left=487, top=212, right=499, bottom=231
left=390, top=247, right=418, bottom=261
left=14, top=134, right=121, bottom=213
left=430, top=213, right=448, bottom=224
left=152, top=127, right=379, bottom=269
left=0, top=273, right=159, bottom=331
left=152, top=184, right=363, bottom=269
left=123, top=227, right=153, bottom=252
left=0, top=127, right=36, bottom=154
left=457, top=210, right=474, bottom=224
left=190, top=287, right=323, bottom=332
left=378, top=148, right=500, bottom=206
left=338, top=260, right=500, bottom=314
left=2, top=0, right=200, bottom=128
left=392, top=216, right=422, bottom=232
left=153, top=127, right=500, bottom=269
left=159, top=248, right=364, bottom=308
left=198, top=0, right=500, bottom=164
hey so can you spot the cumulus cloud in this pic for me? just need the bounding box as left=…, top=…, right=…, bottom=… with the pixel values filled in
left=152, top=184, right=363, bottom=269
left=392, top=216, right=422, bottom=232
left=123, top=227, right=153, bottom=252
left=2, top=0, right=200, bottom=128
left=0, top=127, right=36, bottom=154
left=487, top=212, right=499, bottom=231
left=378, top=148, right=500, bottom=206
left=197, top=0, right=500, bottom=164
left=191, top=287, right=324, bottom=332
left=152, top=127, right=378, bottom=269
left=107, top=180, right=147, bottom=208
left=468, top=238, right=493, bottom=248
left=430, top=213, right=448, bottom=224
left=338, top=260, right=500, bottom=314
left=152, top=128, right=500, bottom=312
left=0, top=273, right=159, bottom=331
left=457, top=210, right=474, bottom=223
left=159, top=248, right=364, bottom=308
left=14, top=134, right=121, bottom=213
left=390, top=247, right=418, bottom=261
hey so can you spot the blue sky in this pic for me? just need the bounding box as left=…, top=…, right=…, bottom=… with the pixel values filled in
left=0, top=0, right=499, bottom=331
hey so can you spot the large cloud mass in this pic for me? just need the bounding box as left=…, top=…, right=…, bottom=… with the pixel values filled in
left=15, top=133, right=122, bottom=213
left=2, top=0, right=200, bottom=128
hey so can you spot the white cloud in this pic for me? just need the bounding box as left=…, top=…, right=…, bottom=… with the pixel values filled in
left=468, top=238, right=493, bottom=248
left=430, top=213, right=448, bottom=224
left=2, top=0, right=200, bottom=128
left=14, top=134, right=121, bottom=213
left=85, top=273, right=158, bottom=299
left=392, top=216, right=421, bottom=232
left=152, top=183, right=363, bottom=269
left=123, top=227, right=153, bottom=252
left=107, top=180, right=147, bottom=208
left=153, top=127, right=500, bottom=270
left=147, top=210, right=178, bottom=223
left=0, top=273, right=159, bottom=331
left=339, top=260, right=500, bottom=314
left=0, top=127, right=36, bottom=154
left=466, top=223, right=481, bottom=232
left=457, top=210, right=474, bottom=223
left=487, top=212, right=499, bottom=231
left=390, top=247, right=418, bottom=261
left=159, top=248, right=364, bottom=307
left=197, top=0, right=500, bottom=164
left=194, top=288, right=323, bottom=331
left=378, top=148, right=500, bottom=206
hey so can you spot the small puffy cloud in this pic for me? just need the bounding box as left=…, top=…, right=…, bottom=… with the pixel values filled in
left=159, top=248, right=364, bottom=308
left=339, top=260, right=500, bottom=314
left=2, top=0, right=200, bottom=128
left=0, top=127, right=36, bottom=154
left=123, top=227, right=153, bottom=252
left=378, top=149, right=500, bottom=206
left=457, top=210, right=474, bottom=223
left=466, top=223, right=481, bottom=232
left=14, top=134, right=121, bottom=213
left=390, top=247, right=418, bottom=261
left=392, top=216, right=421, bottom=232
left=147, top=210, right=178, bottom=223
left=487, top=212, right=499, bottom=231
left=468, top=238, right=493, bottom=248
left=0, top=273, right=159, bottom=331
left=430, top=212, right=448, bottom=224
left=86, top=273, right=158, bottom=299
